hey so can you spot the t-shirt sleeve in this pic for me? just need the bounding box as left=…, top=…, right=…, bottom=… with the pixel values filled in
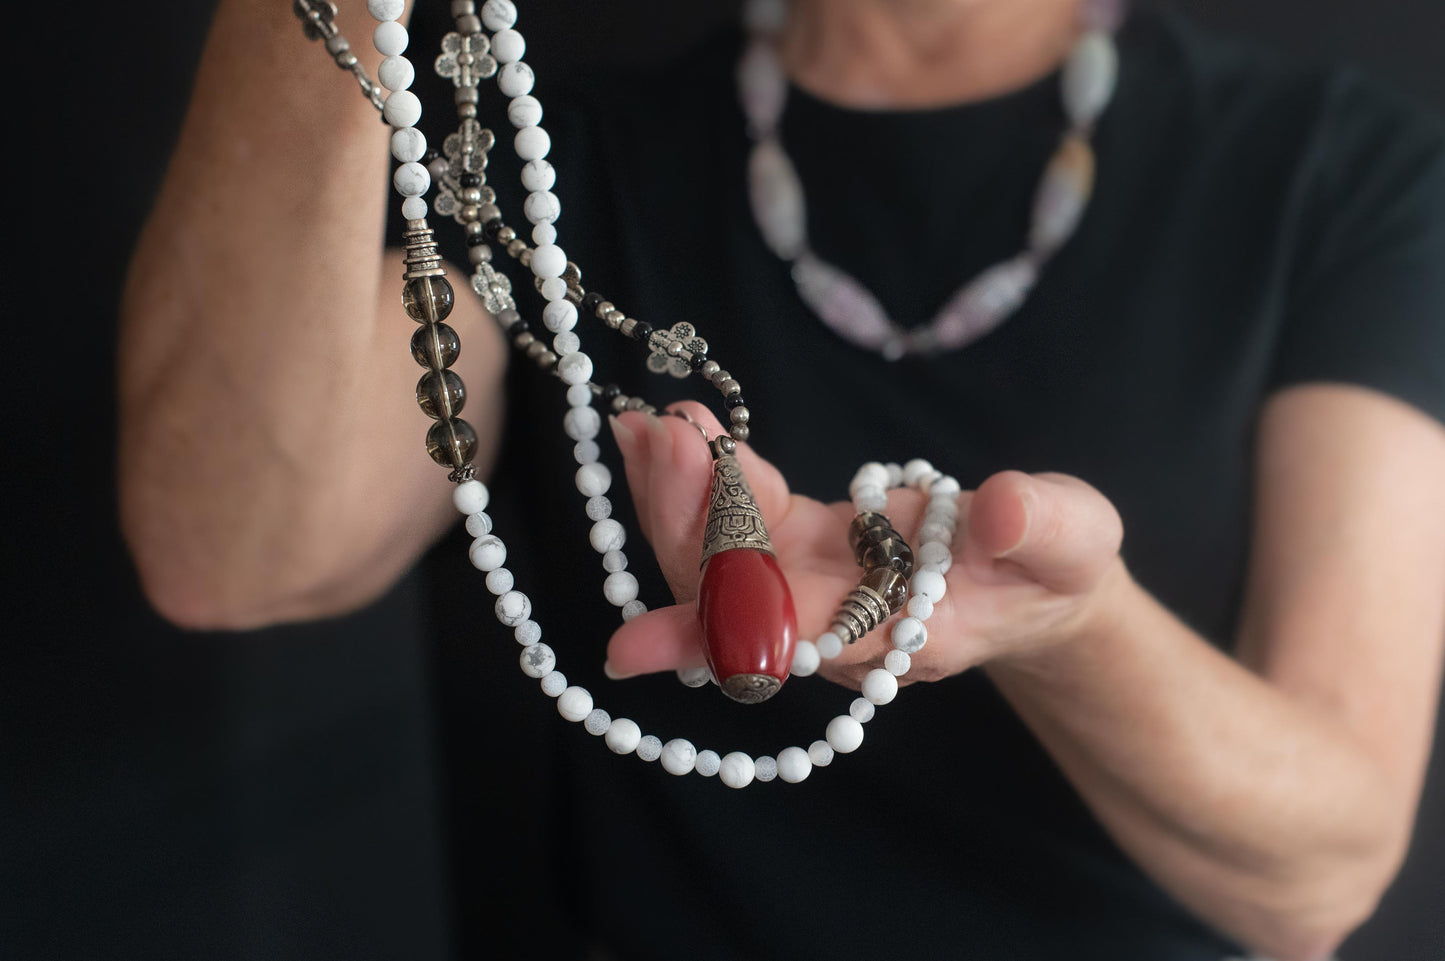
left=1269, top=71, right=1445, bottom=425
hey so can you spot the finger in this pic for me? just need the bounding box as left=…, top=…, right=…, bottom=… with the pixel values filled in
left=605, top=603, right=707, bottom=678
left=667, top=400, right=792, bottom=527
left=963, top=470, right=1123, bottom=594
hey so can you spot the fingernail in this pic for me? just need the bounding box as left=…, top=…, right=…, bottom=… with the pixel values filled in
left=608, top=415, right=636, bottom=456
left=997, top=484, right=1033, bottom=558
left=603, top=660, right=631, bottom=681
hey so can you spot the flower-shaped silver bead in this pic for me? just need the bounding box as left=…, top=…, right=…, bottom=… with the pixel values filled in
left=647, top=322, right=708, bottom=378
left=471, top=263, right=514, bottom=316
left=433, top=120, right=496, bottom=220
left=435, top=31, right=498, bottom=89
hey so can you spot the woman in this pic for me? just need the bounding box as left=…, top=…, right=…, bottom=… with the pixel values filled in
left=120, top=0, right=1445, bottom=957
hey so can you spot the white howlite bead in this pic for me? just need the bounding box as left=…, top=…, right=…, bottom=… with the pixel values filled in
left=530, top=242, right=567, bottom=278
left=491, top=28, right=526, bottom=63
left=826, top=715, right=865, bottom=754
left=636, top=735, right=663, bottom=762
left=401, top=196, right=427, bottom=220
left=919, top=522, right=952, bottom=546
left=542, top=298, right=577, bottom=333
left=514, top=125, right=552, bottom=162
left=465, top=512, right=492, bottom=537
left=903, top=459, right=936, bottom=488
left=584, top=708, right=611, bottom=736
left=453, top=479, right=490, bottom=514
left=816, top=632, right=844, bottom=660
left=695, top=750, right=721, bottom=777
left=927, top=496, right=959, bottom=518
left=754, top=756, right=778, bottom=782
left=556, top=350, right=593, bottom=385
left=677, top=665, right=711, bottom=688
left=555, top=333, right=584, bottom=363
left=521, top=159, right=556, bottom=192
left=392, top=161, right=430, bottom=198
left=378, top=55, right=414, bottom=91
left=564, top=405, right=601, bottom=442
left=884, top=649, right=912, bottom=677
left=777, top=746, right=811, bottom=783
left=905, top=594, right=934, bottom=621
left=573, top=439, right=600, bottom=465
left=891, top=616, right=928, bottom=654
left=540, top=277, right=569, bottom=302
left=605, top=717, right=641, bottom=754
left=918, top=541, right=953, bottom=573
left=519, top=643, right=555, bottom=679
left=930, top=475, right=962, bottom=497
left=575, top=462, right=612, bottom=498
left=850, top=462, right=890, bottom=496
left=495, top=590, right=531, bottom=627
left=808, top=740, right=834, bottom=767
left=589, top=519, right=625, bottom=553
left=601, top=548, right=626, bottom=572
left=507, top=94, right=543, bottom=129
left=480, top=0, right=517, bottom=31
left=532, top=222, right=557, bottom=246
left=372, top=20, right=408, bottom=56
left=540, top=671, right=567, bottom=697
left=485, top=568, right=514, bottom=595
left=850, top=697, right=876, bottom=723
left=561, top=384, right=590, bottom=409
left=586, top=497, right=613, bottom=523
left=468, top=535, right=506, bottom=571
left=1063, top=30, right=1118, bottom=128
left=514, top=620, right=542, bottom=646
left=367, top=0, right=404, bottom=21
left=852, top=487, right=888, bottom=513
left=621, top=599, right=647, bottom=621
left=524, top=190, right=561, bottom=225
left=885, top=462, right=904, bottom=486
left=790, top=639, right=820, bottom=677
left=912, top=569, right=948, bottom=603
left=660, top=739, right=697, bottom=776
left=719, top=752, right=756, bottom=789
left=862, top=668, right=899, bottom=705
left=603, top=571, right=639, bottom=607
left=390, top=126, right=426, bottom=163
left=497, top=61, right=535, bottom=98
left=557, top=686, right=593, bottom=722
left=382, top=89, right=421, bottom=128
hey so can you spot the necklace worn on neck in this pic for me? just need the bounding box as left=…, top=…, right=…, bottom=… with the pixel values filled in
left=293, top=0, right=974, bottom=787
left=739, top=0, right=1122, bottom=360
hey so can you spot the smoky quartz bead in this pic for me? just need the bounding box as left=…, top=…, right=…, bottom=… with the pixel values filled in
left=426, top=417, right=478, bottom=468
left=861, top=566, right=909, bottom=614
left=416, top=369, right=467, bottom=419
left=410, top=322, right=462, bottom=369
left=862, top=538, right=915, bottom=577
left=848, top=512, right=893, bottom=557
left=402, top=275, right=455, bottom=324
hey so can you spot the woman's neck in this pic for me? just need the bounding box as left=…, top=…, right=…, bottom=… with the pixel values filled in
left=780, top=0, right=1082, bottom=109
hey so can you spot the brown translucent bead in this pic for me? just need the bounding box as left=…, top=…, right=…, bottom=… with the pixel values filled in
left=860, top=566, right=909, bottom=615
left=862, top=537, right=914, bottom=577
left=402, top=275, right=455, bottom=324
left=425, top=417, right=478, bottom=468
left=416, top=370, right=466, bottom=420
left=848, top=512, right=893, bottom=559
left=410, top=322, right=461, bottom=369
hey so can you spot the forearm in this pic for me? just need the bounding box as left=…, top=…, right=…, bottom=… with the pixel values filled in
left=986, top=564, right=1407, bottom=961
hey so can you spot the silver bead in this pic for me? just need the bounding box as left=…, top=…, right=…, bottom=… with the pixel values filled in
left=730, top=424, right=750, bottom=442
left=730, top=406, right=750, bottom=426
left=719, top=378, right=740, bottom=396
left=700, top=360, right=721, bottom=378
left=455, top=86, right=479, bottom=104
left=711, top=369, right=731, bottom=386
left=595, top=300, right=614, bottom=319
left=478, top=203, right=501, bottom=223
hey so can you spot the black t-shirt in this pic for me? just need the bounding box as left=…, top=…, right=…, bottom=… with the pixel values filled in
left=420, top=9, right=1445, bottom=960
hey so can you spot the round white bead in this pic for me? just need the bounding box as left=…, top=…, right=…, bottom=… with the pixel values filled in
left=400, top=196, right=427, bottom=220
left=507, top=94, right=543, bottom=129
left=912, top=569, right=948, bottom=603
left=852, top=486, right=888, bottom=513
left=621, top=599, right=647, bottom=621
left=497, top=61, right=535, bottom=98
left=589, top=519, right=625, bottom=553
left=557, top=686, right=593, bottom=722
left=719, top=752, right=755, bottom=789
left=575, top=462, right=611, bottom=498
left=556, top=350, right=593, bottom=385
left=816, top=632, right=843, bottom=660
left=601, top=548, right=626, bottom=572
left=808, top=740, right=834, bottom=767
left=465, top=511, right=492, bottom=537
left=930, top=475, right=962, bottom=497
left=905, top=594, right=934, bottom=621
left=378, top=54, right=414, bottom=91
left=484, top=568, right=514, bottom=595
left=480, top=0, right=517, bottom=30
left=390, top=126, right=426, bottom=163
left=776, top=746, right=811, bottom=783
left=540, top=671, right=567, bottom=697
left=521, top=159, right=556, bottom=192
left=530, top=242, right=567, bottom=278
left=565, top=382, right=592, bottom=407
left=790, top=639, right=820, bottom=677
left=826, top=715, right=865, bottom=754
left=524, top=190, right=561, bottom=225
left=564, top=405, right=601, bottom=442
left=603, top=571, right=639, bottom=606
left=903, top=458, right=935, bottom=488
left=677, top=665, right=711, bottom=688
left=519, top=643, right=555, bottom=678
left=514, top=620, right=541, bottom=646
left=392, top=161, right=430, bottom=197
left=850, top=697, right=876, bottom=723
left=636, top=735, right=663, bottom=762
left=532, top=223, right=557, bottom=246
left=468, top=534, right=506, bottom=571
left=584, top=709, right=611, bottom=736
left=605, top=717, right=641, bottom=754
left=573, top=439, right=599, bottom=464
left=514, top=125, right=551, bottom=162
left=754, top=756, right=778, bottom=782
left=540, top=277, right=569, bottom=302
left=695, top=750, right=721, bottom=777
left=453, top=479, right=490, bottom=514
left=891, top=616, right=927, bottom=653
left=849, top=462, right=890, bottom=496
left=862, top=668, right=899, bottom=705
left=917, top=541, right=953, bottom=573
left=372, top=20, right=409, bottom=56
left=495, top=590, right=531, bottom=627
left=381, top=88, right=421, bottom=127
left=491, top=28, right=526, bottom=63
left=542, top=299, right=577, bottom=333
left=367, top=0, right=405, bottom=21
left=660, top=738, right=697, bottom=776
left=884, top=649, right=912, bottom=677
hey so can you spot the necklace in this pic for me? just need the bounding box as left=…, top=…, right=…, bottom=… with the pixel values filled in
left=294, top=0, right=968, bottom=787
left=739, top=0, right=1122, bottom=360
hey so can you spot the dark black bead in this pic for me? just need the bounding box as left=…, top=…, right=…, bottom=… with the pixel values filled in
left=460, top=173, right=481, bottom=187
left=466, top=233, right=489, bottom=247
left=482, top=218, right=505, bottom=241
left=631, top=322, right=653, bottom=342
left=410, top=322, right=461, bottom=369
left=688, top=352, right=707, bottom=372
left=581, top=291, right=606, bottom=316
left=507, top=319, right=529, bottom=337
left=602, top=383, right=621, bottom=402
left=724, top=394, right=746, bottom=409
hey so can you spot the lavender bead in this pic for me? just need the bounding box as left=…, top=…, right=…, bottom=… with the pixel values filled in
left=748, top=139, right=806, bottom=259
left=1062, top=31, right=1118, bottom=128
left=1030, top=136, right=1096, bottom=255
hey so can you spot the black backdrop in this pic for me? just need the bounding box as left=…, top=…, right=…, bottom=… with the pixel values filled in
left=7, top=2, right=1443, bottom=959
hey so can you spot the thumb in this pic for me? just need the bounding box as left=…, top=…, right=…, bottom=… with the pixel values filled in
left=964, top=470, right=1123, bottom=595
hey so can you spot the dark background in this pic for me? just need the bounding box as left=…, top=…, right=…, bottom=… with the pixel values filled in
left=6, top=2, right=1442, bottom=958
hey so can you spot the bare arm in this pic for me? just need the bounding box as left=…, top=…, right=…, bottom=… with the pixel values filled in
left=119, top=0, right=503, bottom=629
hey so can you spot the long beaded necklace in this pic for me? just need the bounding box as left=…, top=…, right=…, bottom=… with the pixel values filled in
left=294, top=0, right=972, bottom=787
left=740, top=0, right=1122, bottom=360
